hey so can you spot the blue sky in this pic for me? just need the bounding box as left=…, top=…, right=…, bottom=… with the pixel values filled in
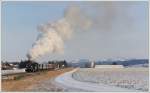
left=2, top=1, right=148, bottom=62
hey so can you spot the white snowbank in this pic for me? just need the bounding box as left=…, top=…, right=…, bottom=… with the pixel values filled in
left=55, top=69, right=140, bottom=92
left=2, top=69, right=26, bottom=75
left=95, top=65, right=124, bottom=68
left=73, top=68, right=148, bottom=91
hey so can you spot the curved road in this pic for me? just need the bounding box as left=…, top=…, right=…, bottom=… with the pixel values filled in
left=55, top=69, right=139, bottom=92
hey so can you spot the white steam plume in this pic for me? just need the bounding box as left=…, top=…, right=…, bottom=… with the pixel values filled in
left=27, top=2, right=136, bottom=61
left=27, top=6, right=91, bottom=60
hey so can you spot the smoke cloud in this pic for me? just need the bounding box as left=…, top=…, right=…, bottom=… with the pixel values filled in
left=27, top=6, right=92, bottom=60
left=27, top=2, right=139, bottom=61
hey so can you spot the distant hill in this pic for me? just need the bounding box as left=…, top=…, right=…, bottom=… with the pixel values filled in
left=96, top=59, right=149, bottom=67
left=68, top=59, right=149, bottom=68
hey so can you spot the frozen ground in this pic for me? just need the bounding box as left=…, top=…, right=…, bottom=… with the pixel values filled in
left=26, top=79, right=64, bottom=92
left=55, top=68, right=146, bottom=92
left=2, top=69, right=25, bottom=75
left=72, top=68, right=149, bottom=91
left=6, top=68, right=146, bottom=92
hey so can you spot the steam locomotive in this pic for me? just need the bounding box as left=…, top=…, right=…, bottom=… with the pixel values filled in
left=25, top=60, right=67, bottom=72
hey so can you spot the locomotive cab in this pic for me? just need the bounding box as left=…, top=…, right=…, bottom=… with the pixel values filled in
left=25, top=62, right=39, bottom=72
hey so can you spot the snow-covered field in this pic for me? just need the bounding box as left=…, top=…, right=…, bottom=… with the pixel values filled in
left=2, top=69, right=26, bottom=75
left=72, top=68, right=149, bottom=91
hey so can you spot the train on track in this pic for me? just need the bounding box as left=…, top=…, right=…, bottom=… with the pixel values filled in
left=25, top=60, right=68, bottom=72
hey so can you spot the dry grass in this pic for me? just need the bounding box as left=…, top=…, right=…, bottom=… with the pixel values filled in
left=2, top=68, right=73, bottom=92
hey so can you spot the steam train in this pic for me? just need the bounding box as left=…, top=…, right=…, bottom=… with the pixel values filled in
left=25, top=60, right=67, bottom=72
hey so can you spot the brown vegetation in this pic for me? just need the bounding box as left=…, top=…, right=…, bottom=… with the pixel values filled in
left=2, top=68, right=73, bottom=91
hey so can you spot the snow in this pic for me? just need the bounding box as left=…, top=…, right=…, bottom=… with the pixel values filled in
left=95, top=65, right=124, bottom=68
left=126, top=63, right=149, bottom=68
left=55, top=68, right=142, bottom=92
left=2, top=69, right=26, bottom=75
left=72, top=68, right=149, bottom=91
